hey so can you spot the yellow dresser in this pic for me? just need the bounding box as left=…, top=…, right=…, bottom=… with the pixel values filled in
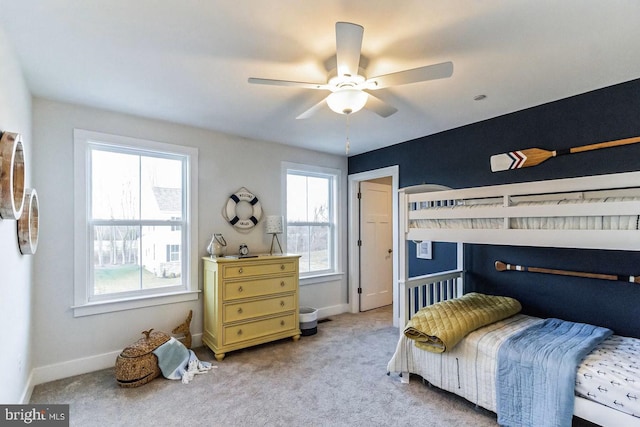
left=202, top=254, right=301, bottom=361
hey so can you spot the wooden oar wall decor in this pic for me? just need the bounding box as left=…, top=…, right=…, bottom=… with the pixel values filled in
left=495, top=260, right=640, bottom=284
left=490, top=135, right=640, bottom=172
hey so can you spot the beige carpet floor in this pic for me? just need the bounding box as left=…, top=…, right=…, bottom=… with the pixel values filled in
left=31, top=306, right=502, bottom=426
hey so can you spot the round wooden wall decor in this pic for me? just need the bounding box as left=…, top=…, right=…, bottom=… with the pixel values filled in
left=0, top=131, right=26, bottom=220
left=17, top=188, right=39, bottom=255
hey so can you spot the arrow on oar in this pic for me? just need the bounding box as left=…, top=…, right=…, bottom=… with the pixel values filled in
left=490, top=135, right=640, bottom=172
left=495, top=260, right=640, bottom=284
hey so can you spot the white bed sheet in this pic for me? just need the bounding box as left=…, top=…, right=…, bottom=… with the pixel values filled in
left=576, top=335, right=640, bottom=418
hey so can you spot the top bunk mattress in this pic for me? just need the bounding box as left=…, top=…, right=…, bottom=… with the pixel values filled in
left=409, top=196, right=640, bottom=231
left=400, top=172, right=640, bottom=250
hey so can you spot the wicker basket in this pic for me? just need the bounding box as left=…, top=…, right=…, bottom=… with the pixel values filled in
left=115, top=329, right=170, bottom=388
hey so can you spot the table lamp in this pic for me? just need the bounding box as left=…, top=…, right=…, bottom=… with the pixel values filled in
left=265, top=215, right=284, bottom=255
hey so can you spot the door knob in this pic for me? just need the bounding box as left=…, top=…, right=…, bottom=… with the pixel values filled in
left=388, top=249, right=393, bottom=254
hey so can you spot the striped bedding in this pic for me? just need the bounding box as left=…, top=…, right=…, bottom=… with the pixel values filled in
left=387, top=314, right=640, bottom=419
left=409, top=196, right=640, bottom=231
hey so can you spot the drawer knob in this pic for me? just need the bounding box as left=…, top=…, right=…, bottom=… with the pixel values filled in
left=238, top=286, right=243, bottom=293
left=280, top=320, right=285, bottom=326
left=237, top=307, right=243, bottom=314
left=237, top=329, right=243, bottom=336
left=280, top=301, right=285, bottom=307
left=280, top=281, right=285, bottom=287
left=238, top=267, right=243, bottom=274
left=280, top=264, right=285, bottom=270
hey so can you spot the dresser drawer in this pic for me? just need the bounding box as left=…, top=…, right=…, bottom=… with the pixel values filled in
left=223, top=313, right=296, bottom=345
left=224, top=294, right=296, bottom=323
left=224, top=276, right=296, bottom=300
left=222, top=260, right=296, bottom=279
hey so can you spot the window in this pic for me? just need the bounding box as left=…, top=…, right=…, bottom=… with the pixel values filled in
left=167, top=244, right=180, bottom=262
left=73, top=129, right=199, bottom=316
left=284, top=164, right=340, bottom=278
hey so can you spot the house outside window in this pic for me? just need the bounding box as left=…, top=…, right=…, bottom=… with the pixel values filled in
left=167, top=244, right=181, bottom=263
left=284, top=164, right=340, bottom=278
left=73, top=129, right=199, bottom=316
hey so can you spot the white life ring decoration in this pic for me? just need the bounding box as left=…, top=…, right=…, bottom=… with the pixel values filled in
left=225, top=187, right=262, bottom=229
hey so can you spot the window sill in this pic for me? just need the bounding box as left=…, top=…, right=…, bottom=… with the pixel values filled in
left=299, top=272, right=344, bottom=286
left=72, top=290, right=201, bottom=317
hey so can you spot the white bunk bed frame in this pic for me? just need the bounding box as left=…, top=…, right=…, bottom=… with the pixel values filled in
left=396, top=171, right=640, bottom=427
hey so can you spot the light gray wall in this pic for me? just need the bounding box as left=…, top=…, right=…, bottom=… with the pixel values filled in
left=0, top=28, right=34, bottom=403
left=31, top=98, right=348, bottom=383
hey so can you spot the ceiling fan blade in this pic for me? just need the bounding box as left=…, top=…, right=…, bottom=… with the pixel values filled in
left=248, top=77, right=328, bottom=90
left=366, top=61, right=453, bottom=90
left=364, top=93, right=398, bottom=118
left=296, top=97, right=328, bottom=120
left=335, top=22, right=364, bottom=78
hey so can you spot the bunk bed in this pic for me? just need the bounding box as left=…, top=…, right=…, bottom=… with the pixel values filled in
left=389, top=171, right=640, bottom=427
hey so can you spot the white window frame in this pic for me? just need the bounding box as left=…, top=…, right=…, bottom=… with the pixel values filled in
left=282, top=162, right=343, bottom=285
left=73, top=129, right=199, bottom=317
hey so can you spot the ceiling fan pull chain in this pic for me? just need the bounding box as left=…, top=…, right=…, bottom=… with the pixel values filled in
left=345, top=114, right=351, bottom=155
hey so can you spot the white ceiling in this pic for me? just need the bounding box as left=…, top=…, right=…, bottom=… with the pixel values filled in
left=1, top=1, right=639, bottom=156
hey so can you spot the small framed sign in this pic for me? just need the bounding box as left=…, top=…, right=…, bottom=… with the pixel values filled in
left=416, top=241, right=432, bottom=259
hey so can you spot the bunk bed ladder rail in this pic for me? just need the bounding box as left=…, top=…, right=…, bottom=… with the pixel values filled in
left=399, top=269, right=464, bottom=327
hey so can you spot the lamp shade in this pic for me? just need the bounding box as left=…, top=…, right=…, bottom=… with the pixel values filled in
left=326, top=89, right=368, bottom=115
left=265, top=215, right=284, bottom=234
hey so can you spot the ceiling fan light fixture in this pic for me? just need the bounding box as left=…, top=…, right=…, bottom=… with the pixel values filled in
left=248, top=22, right=453, bottom=120
left=326, top=89, right=368, bottom=115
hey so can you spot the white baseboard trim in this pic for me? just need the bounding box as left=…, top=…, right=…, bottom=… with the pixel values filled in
left=26, top=302, right=359, bottom=389
left=26, top=304, right=352, bottom=389
left=30, top=333, right=203, bottom=388
left=25, top=303, right=349, bottom=391
left=21, top=304, right=351, bottom=400
left=19, top=371, right=35, bottom=404
left=31, top=349, right=124, bottom=387
left=316, top=303, right=350, bottom=320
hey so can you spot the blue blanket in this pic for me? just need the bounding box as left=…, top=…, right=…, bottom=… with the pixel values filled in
left=496, top=318, right=612, bottom=427
left=152, top=337, right=213, bottom=383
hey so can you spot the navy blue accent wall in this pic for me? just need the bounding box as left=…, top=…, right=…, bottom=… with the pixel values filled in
left=466, top=245, right=640, bottom=338
left=408, top=241, right=458, bottom=276
left=349, top=78, right=640, bottom=338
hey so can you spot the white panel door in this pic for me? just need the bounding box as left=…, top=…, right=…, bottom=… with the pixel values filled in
left=359, top=181, right=393, bottom=311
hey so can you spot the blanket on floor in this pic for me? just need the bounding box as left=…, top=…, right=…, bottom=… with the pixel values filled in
left=152, top=337, right=214, bottom=384
left=497, top=318, right=612, bottom=427
left=403, top=292, right=521, bottom=353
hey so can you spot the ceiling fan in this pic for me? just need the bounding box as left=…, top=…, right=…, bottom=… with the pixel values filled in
left=248, top=22, right=453, bottom=119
